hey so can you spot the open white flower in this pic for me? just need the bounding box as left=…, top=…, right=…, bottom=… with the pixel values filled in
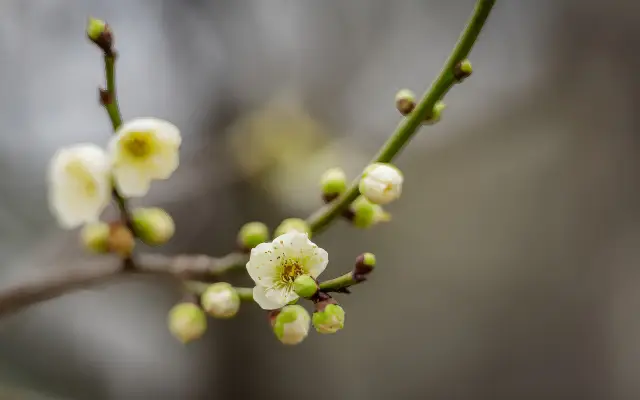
left=359, top=163, right=403, bottom=205
left=109, top=118, right=181, bottom=197
left=48, top=144, right=112, bottom=229
left=247, top=231, right=328, bottom=310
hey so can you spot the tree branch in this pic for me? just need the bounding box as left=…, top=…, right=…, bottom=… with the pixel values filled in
left=0, top=253, right=248, bottom=317
left=305, top=0, right=496, bottom=235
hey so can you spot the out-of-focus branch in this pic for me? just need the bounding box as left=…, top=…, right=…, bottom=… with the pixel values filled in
left=306, top=0, right=496, bottom=235
left=0, top=252, right=248, bottom=317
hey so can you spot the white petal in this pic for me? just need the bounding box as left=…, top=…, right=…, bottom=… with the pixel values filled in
left=113, top=166, right=152, bottom=198
left=115, top=118, right=181, bottom=148
left=149, top=146, right=179, bottom=180
left=252, top=286, right=285, bottom=310
left=246, top=242, right=280, bottom=285
left=273, top=231, right=315, bottom=261
left=306, top=247, right=329, bottom=278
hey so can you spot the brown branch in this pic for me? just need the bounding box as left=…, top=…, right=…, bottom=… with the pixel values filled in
left=0, top=252, right=248, bottom=317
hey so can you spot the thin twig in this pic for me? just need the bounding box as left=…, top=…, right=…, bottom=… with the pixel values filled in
left=0, top=253, right=248, bottom=317
left=306, top=0, right=496, bottom=235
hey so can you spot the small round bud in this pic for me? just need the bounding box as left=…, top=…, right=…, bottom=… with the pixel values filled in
left=80, top=222, right=110, bottom=254
left=350, top=196, right=391, bottom=229
left=86, top=17, right=107, bottom=41
left=355, top=252, right=376, bottom=276
left=237, top=221, right=269, bottom=250
left=359, top=163, right=403, bottom=205
left=424, top=101, right=446, bottom=125
left=132, top=208, right=175, bottom=246
left=312, top=302, right=345, bottom=334
left=107, top=223, right=135, bottom=257
left=293, top=275, right=318, bottom=298
left=454, top=59, right=473, bottom=81
left=395, top=89, right=416, bottom=115
left=272, top=305, right=310, bottom=345
left=320, top=167, right=347, bottom=201
left=167, top=302, right=207, bottom=344
left=201, top=283, right=240, bottom=319
left=274, top=218, right=312, bottom=238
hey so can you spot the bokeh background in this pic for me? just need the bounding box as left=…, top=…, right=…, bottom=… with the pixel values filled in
left=0, top=0, right=639, bottom=399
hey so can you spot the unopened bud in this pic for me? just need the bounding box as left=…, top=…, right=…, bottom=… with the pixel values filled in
left=312, top=301, right=345, bottom=334
left=108, top=222, right=135, bottom=257
left=167, top=302, right=207, bottom=344
left=274, top=218, right=312, bottom=238
left=354, top=252, right=376, bottom=278
left=132, top=207, right=175, bottom=246
left=454, top=59, right=473, bottom=81
left=272, top=304, right=310, bottom=345
left=424, top=101, right=446, bottom=125
left=320, top=167, right=347, bottom=202
left=293, top=275, right=318, bottom=298
left=201, top=283, right=240, bottom=319
left=395, top=89, right=416, bottom=115
left=350, top=196, right=391, bottom=229
left=237, top=221, right=269, bottom=250
left=86, top=17, right=113, bottom=53
left=359, top=163, right=403, bottom=205
left=80, top=222, right=110, bottom=254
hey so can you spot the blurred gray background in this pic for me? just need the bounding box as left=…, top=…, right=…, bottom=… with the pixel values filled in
left=0, top=0, right=638, bottom=399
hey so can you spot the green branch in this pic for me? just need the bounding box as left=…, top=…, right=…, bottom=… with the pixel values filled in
left=306, top=0, right=496, bottom=235
left=318, top=272, right=361, bottom=293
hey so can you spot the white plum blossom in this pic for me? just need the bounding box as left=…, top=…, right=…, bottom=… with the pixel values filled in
left=358, top=163, right=403, bottom=205
left=109, top=118, right=181, bottom=197
left=247, top=231, right=328, bottom=310
left=48, top=144, right=112, bottom=229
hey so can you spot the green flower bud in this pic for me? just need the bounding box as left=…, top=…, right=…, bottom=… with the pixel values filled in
left=272, top=305, right=310, bottom=345
left=86, top=17, right=107, bottom=41
left=293, top=275, right=318, bottom=298
left=132, top=208, right=175, bottom=246
left=167, top=302, right=207, bottom=344
left=201, top=283, right=240, bottom=319
left=274, top=218, right=312, bottom=238
left=320, top=167, right=347, bottom=201
left=424, top=101, right=446, bottom=125
left=395, top=89, right=416, bottom=115
left=312, top=303, right=345, bottom=334
left=237, top=221, right=269, bottom=250
left=350, top=196, right=391, bottom=228
left=355, top=252, right=376, bottom=274
left=80, top=222, right=110, bottom=254
left=454, top=59, right=473, bottom=81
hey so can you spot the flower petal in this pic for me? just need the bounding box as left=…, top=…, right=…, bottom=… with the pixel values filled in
left=252, top=286, right=285, bottom=310
left=306, top=247, right=329, bottom=278
left=246, top=242, right=280, bottom=286
left=113, top=166, right=152, bottom=198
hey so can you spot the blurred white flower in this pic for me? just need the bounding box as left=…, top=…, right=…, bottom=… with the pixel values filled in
left=359, top=162, right=403, bottom=205
left=109, top=118, right=181, bottom=197
left=48, top=144, right=112, bottom=229
left=247, top=231, right=328, bottom=310
left=201, top=282, right=241, bottom=319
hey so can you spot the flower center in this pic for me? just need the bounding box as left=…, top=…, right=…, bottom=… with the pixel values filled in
left=65, top=160, right=98, bottom=197
left=280, top=259, right=303, bottom=283
left=121, top=131, right=155, bottom=159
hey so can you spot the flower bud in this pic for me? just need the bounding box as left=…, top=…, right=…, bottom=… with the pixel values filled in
left=132, top=207, right=175, bottom=246
left=271, top=305, right=310, bottom=345
left=274, top=218, right=312, bottom=238
left=237, top=221, right=269, bottom=250
left=86, top=17, right=113, bottom=53
left=354, top=252, right=376, bottom=277
left=395, top=89, right=416, bottom=115
left=359, top=163, right=403, bottom=205
left=424, top=101, right=446, bottom=125
left=167, top=302, right=207, bottom=344
left=201, top=283, right=240, bottom=319
left=293, top=275, right=318, bottom=298
left=312, top=302, right=345, bottom=334
left=454, top=59, right=473, bottom=81
left=320, top=167, right=347, bottom=202
left=107, top=222, right=135, bottom=257
left=80, top=222, right=110, bottom=254
left=350, top=196, right=391, bottom=229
